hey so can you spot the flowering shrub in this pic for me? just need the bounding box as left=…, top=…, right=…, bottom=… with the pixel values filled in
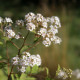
left=0, top=12, right=72, bottom=80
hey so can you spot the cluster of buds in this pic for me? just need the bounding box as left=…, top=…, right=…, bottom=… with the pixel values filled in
left=25, top=12, right=62, bottom=47
left=11, top=52, right=41, bottom=73
left=56, top=65, right=72, bottom=79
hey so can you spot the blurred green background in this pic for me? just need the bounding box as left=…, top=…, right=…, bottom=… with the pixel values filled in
left=0, top=0, right=80, bottom=80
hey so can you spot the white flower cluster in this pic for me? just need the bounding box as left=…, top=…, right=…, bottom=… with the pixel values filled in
left=25, top=12, right=62, bottom=47
left=57, top=70, right=68, bottom=79
left=16, top=20, right=24, bottom=26
left=0, top=17, right=13, bottom=23
left=4, top=26, right=23, bottom=39
left=11, top=52, right=41, bottom=73
left=72, top=69, right=80, bottom=79
left=4, top=17, right=13, bottom=23
left=0, top=17, right=3, bottom=23
left=4, top=27, right=15, bottom=38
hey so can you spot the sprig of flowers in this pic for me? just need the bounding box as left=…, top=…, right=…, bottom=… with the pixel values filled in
left=11, top=52, right=41, bottom=73
left=56, top=65, right=72, bottom=79
left=0, top=12, right=62, bottom=47
left=25, top=12, right=62, bottom=47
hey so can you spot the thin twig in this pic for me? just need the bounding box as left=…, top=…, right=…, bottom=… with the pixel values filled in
left=8, top=31, right=29, bottom=80
left=0, top=60, right=7, bottom=64
left=10, top=41, right=19, bottom=49
left=18, top=31, right=29, bottom=56
left=6, top=42, right=10, bottom=76
left=26, top=38, right=42, bottom=52
left=8, top=65, right=14, bottom=80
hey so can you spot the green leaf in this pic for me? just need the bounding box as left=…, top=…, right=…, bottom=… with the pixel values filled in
left=45, top=77, right=52, bottom=80
left=33, top=37, right=40, bottom=43
left=21, top=46, right=28, bottom=52
left=0, top=42, right=3, bottom=45
left=0, top=63, right=6, bottom=69
left=2, top=37, right=9, bottom=41
left=57, top=64, right=61, bottom=71
left=26, top=77, right=36, bottom=80
left=20, top=73, right=27, bottom=80
left=15, top=74, right=20, bottom=80
left=38, top=67, right=45, bottom=72
left=45, top=67, right=49, bottom=76
left=0, top=69, right=7, bottom=80
left=31, top=65, right=38, bottom=74
left=11, top=74, right=15, bottom=80
left=26, top=66, right=31, bottom=74
left=56, top=64, right=61, bottom=76
left=0, top=56, right=2, bottom=59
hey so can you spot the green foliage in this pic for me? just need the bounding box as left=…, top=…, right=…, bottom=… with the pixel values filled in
left=25, top=77, right=36, bottom=80
left=0, top=56, right=2, bottom=59
left=20, top=73, right=27, bottom=80
left=33, top=36, right=41, bottom=44
left=11, top=74, right=15, bottom=80
left=0, top=63, right=6, bottom=69
left=56, top=64, right=61, bottom=76
left=45, top=77, right=53, bottom=80
left=45, top=67, right=49, bottom=76
left=26, top=66, right=31, bottom=74
left=38, top=67, right=45, bottom=72
left=21, top=46, right=28, bottom=52
left=15, top=74, right=20, bottom=80
left=0, top=69, right=7, bottom=80
left=2, top=36, right=9, bottom=41
left=0, top=41, right=3, bottom=45
left=20, top=73, right=36, bottom=80
left=31, top=65, right=38, bottom=74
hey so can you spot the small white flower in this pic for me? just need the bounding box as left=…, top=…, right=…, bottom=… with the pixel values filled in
left=53, top=36, right=62, bottom=44
left=58, top=70, right=68, bottom=79
left=15, top=34, right=20, bottom=39
left=11, top=55, right=19, bottom=65
left=58, top=70, right=65, bottom=78
left=38, top=28, right=47, bottom=38
left=26, top=23, right=36, bottom=31
left=72, top=69, right=80, bottom=79
left=4, top=27, right=16, bottom=38
left=36, top=13, right=44, bottom=22
left=77, top=73, right=80, bottom=79
left=50, top=36, right=56, bottom=41
left=47, top=30, right=54, bottom=38
left=16, top=20, right=24, bottom=26
left=42, top=38, right=51, bottom=47
left=4, top=17, right=13, bottom=23
left=46, top=17, right=51, bottom=22
left=50, top=16, right=54, bottom=24
left=29, top=54, right=41, bottom=67
left=20, top=66, right=26, bottom=73
left=22, top=55, right=28, bottom=60
left=42, top=21, right=47, bottom=28
left=55, top=16, right=60, bottom=22
left=54, top=16, right=60, bottom=26
left=7, top=29, right=15, bottom=38
left=49, top=25, right=58, bottom=34
left=0, top=17, right=3, bottom=23
left=25, top=12, right=35, bottom=22
left=22, top=52, right=30, bottom=57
